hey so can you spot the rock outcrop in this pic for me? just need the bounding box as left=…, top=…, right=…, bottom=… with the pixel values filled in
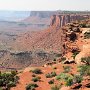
left=50, top=14, right=90, bottom=28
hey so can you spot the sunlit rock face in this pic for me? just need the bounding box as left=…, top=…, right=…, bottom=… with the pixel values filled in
left=50, top=14, right=90, bottom=28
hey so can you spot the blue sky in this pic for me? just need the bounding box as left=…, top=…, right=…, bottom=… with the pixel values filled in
left=0, top=0, right=89, bottom=11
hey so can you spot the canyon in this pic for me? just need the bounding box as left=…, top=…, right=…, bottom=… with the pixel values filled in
left=11, top=13, right=90, bottom=90
left=0, top=11, right=90, bottom=70
left=0, top=11, right=90, bottom=90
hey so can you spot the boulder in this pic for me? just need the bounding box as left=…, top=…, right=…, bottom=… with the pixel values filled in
left=75, top=44, right=90, bottom=64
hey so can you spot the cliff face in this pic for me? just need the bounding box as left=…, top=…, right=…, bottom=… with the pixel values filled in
left=50, top=14, right=90, bottom=28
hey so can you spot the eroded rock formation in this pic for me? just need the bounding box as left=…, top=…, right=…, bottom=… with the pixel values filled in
left=50, top=14, right=90, bottom=28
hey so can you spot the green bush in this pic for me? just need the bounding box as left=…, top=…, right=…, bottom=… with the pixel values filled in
left=56, top=73, right=70, bottom=80
left=11, top=70, right=18, bottom=76
left=31, top=68, right=42, bottom=74
left=26, top=83, right=38, bottom=90
left=61, top=57, right=66, bottom=61
left=51, top=85, right=60, bottom=90
left=45, top=73, right=51, bottom=78
left=32, top=76, right=41, bottom=82
left=48, top=79, right=54, bottom=84
left=45, top=72, right=57, bottom=78
left=0, top=71, right=19, bottom=89
left=73, top=74, right=83, bottom=84
left=65, top=74, right=83, bottom=86
left=78, top=65, right=90, bottom=76
left=7, top=81, right=16, bottom=88
left=80, top=23, right=86, bottom=28
left=65, top=77, right=73, bottom=86
left=56, top=73, right=73, bottom=86
left=81, top=56, right=90, bottom=65
left=84, top=32, right=90, bottom=39
left=51, top=72, right=57, bottom=77
left=72, top=51, right=79, bottom=59
left=63, top=66, right=71, bottom=73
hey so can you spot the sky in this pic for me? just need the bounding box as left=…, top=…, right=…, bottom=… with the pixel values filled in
left=0, top=0, right=89, bottom=11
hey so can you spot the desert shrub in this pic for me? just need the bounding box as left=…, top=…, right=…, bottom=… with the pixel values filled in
left=78, top=65, right=90, bottom=76
left=63, top=66, right=71, bottom=73
left=45, top=72, right=57, bottom=78
left=65, top=74, right=82, bottom=86
left=48, top=79, right=54, bottom=84
left=51, top=85, right=60, bottom=90
left=65, top=77, right=73, bottom=86
left=73, top=74, right=83, bottom=84
left=26, top=83, right=38, bottom=90
left=45, top=73, right=51, bottom=78
left=81, top=56, right=90, bottom=65
left=51, top=72, right=57, bottom=77
left=56, top=73, right=70, bottom=80
left=61, top=57, right=66, bottom=61
left=11, top=70, right=18, bottom=76
left=32, top=74, right=36, bottom=77
left=56, top=73, right=73, bottom=86
left=32, top=76, right=41, bottom=82
left=84, top=32, right=90, bottom=39
left=31, top=68, right=42, bottom=74
left=80, top=23, right=86, bottom=28
left=72, top=50, right=80, bottom=59
left=0, top=71, right=19, bottom=89
left=7, top=81, right=16, bottom=88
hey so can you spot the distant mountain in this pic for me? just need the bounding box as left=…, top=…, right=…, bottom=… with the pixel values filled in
left=0, top=11, right=30, bottom=21
left=30, top=11, right=56, bottom=18
left=23, top=11, right=57, bottom=25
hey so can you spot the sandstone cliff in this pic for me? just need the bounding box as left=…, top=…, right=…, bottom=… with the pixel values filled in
left=50, top=14, right=90, bottom=28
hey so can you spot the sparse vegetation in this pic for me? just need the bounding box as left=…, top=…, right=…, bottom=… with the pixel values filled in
left=81, top=56, right=90, bottom=65
left=63, top=66, right=71, bottom=73
left=32, top=76, right=41, bottom=82
left=51, top=85, right=60, bottom=90
left=84, top=31, right=90, bottom=39
left=65, top=76, right=73, bottom=86
left=45, top=72, right=57, bottom=78
left=31, top=68, right=42, bottom=74
left=72, top=50, right=80, bottom=59
left=26, top=83, right=38, bottom=90
left=61, top=57, right=66, bottom=61
left=73, top=74, right=83, bottom=84
left=0, top=71, right=19, bottom=89
left=45, top=73, right=51, bottom=78
left=56, top=73, right=74, bottom=86
left=78, top=65, right=90, bottom=76
left=48, top=79, right=54, bottom=84
left=80, top=23, right=86, bottom=28
left=56, top=73, right=71, bottom=81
